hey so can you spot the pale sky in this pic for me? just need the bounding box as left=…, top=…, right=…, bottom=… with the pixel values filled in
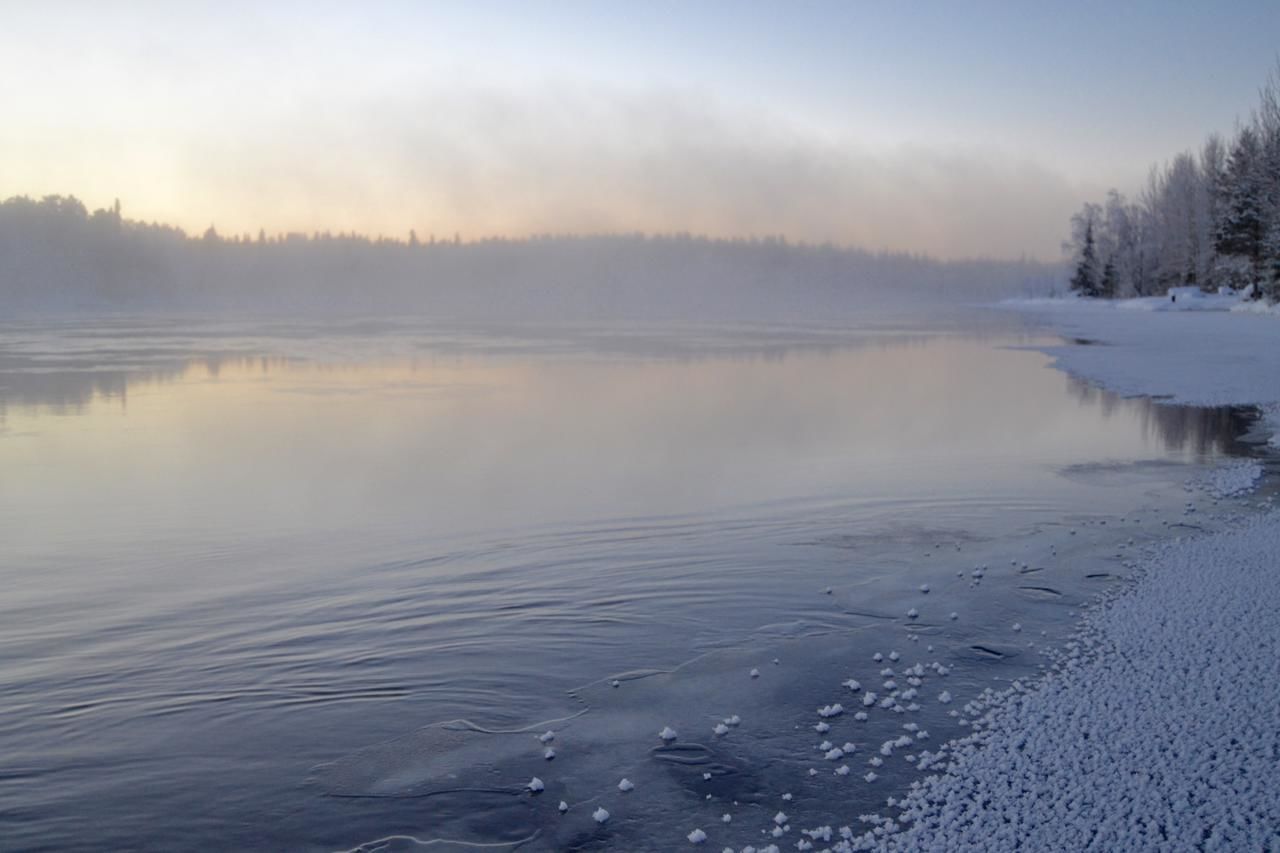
left=2, top=1, right=1277, bottom=259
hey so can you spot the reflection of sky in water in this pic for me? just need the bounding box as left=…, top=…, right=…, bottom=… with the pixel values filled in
left=0, top=325, right=1249, bottom=551
left=0, top=320, right=1258, bottom=851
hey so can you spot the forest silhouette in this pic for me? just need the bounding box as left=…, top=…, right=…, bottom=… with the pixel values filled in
left=0, top=195, right=1057, bottom=320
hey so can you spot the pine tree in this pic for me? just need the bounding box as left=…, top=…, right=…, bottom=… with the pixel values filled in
left=1215, top=127, right=1266, bottom=287
left=1070, top=220, right=1100, bottom=297
left=1263, top=218, right=1280, bottom=300
left=1099, top=255, right=1118, bottom=298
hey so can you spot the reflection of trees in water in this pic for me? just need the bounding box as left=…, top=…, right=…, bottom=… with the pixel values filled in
left=0, top=353, right=281, bottom=421
left=1066, top=376, right=1255, bottom=457
left=0, top=324, right=926, bottom=415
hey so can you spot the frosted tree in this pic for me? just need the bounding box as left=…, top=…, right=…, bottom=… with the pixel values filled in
left=1265, top=220, right=1280, bottom=298
left=1098, top=191, right=1138, bottom=296
left=1256, top=66, right=1280, bottom=299
left=1196, top=135, right=1226, bottom=288
left=1098, top=255, right=1118, bottom=298
left=1060, top=61, right=1280, bottom=301
left=1134, top=152, right=1215, bottom=293
left=1067, top=209, right=1100, bottom=297
left=1215, top=126, right=1266, bottom=289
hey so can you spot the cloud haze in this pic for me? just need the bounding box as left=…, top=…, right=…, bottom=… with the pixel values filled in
left=5, top=2, right=1275, bottom=260
left=16, top=85, right=1087, bottom=260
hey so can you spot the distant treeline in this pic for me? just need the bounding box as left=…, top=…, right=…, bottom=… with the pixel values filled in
left=1067, top=63, right=1280, bottom=300
left=0, top=195, right=1056, bottom=321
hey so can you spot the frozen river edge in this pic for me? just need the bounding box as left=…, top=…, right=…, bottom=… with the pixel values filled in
left=853, top=304, right=1280, bottom=850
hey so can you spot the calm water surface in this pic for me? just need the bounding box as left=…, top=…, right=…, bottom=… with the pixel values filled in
left=0, top=314, right=1254, bottom=851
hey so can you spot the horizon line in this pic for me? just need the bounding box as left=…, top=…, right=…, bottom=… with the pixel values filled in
left=2, top=192, right=1059, bottom=266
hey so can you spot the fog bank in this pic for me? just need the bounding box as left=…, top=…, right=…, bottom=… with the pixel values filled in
left=1, top=195, right=1060, bottom=322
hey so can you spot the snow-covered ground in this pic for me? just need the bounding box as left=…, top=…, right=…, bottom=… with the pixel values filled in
left=1007, top=289, right=1279, bottom=316
left=1191, top=459, right=1265, bottom=500
left=1005, top=296, right=1280, bottom=446
left=859, top=508, right=1280, bottom=851
left=835, top=299, right=1280, bottom=851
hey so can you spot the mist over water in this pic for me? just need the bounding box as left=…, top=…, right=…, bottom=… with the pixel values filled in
left=0, top=195, right=1063, bottom=318
left=0, top=311, right=1257, bottom=850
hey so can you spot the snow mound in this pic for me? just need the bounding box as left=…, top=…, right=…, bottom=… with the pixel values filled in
left=1231, top=299, right=1280, bottom=316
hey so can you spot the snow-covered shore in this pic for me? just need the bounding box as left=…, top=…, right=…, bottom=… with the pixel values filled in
left=1008, top=296, right=1280, bottom=447
left=854, top=504, right=1279, bottom=851
left=834, top=301, right=1280, bottom=850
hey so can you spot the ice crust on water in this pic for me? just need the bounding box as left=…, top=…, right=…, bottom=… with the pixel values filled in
left=853, top=510, right=1280, bottom=850
left=1191, top=459, right=1265, bottom=499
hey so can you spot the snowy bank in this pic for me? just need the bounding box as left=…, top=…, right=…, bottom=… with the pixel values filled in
left=1192, top=459, right=1265, bottom=499
left=1004, top=297, right=1280, bottom=445
left=1005, top=290, right=1260, bottom=314
left=836, top=299, right=1280, bottom=850
left=1006, top=289, right=1279, bottom=315
left=858, top=508, right=1280, bottom=851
